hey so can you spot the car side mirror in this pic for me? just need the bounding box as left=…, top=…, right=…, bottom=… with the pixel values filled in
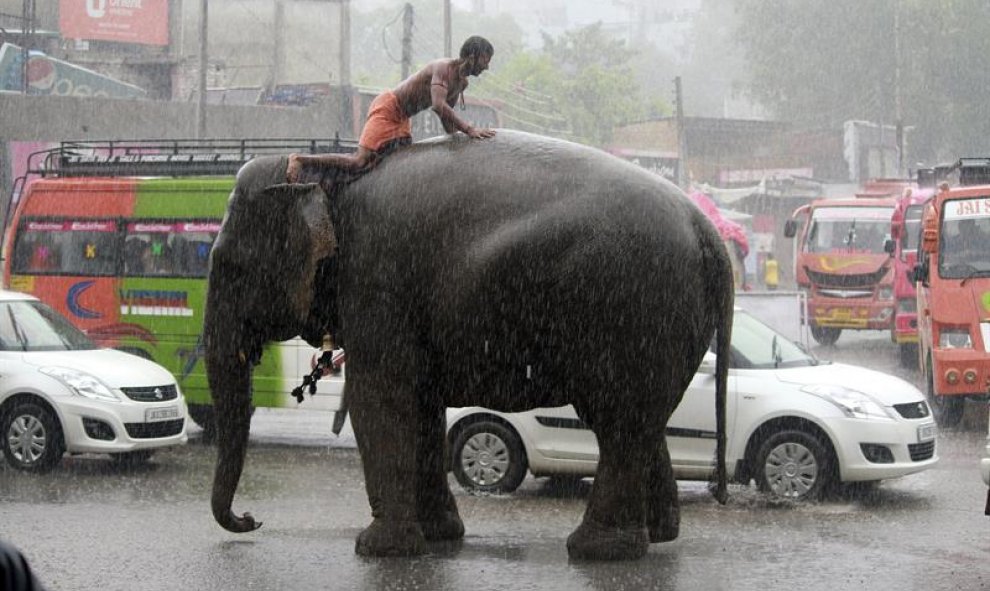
left=912, top=263, right=927, bottom=285
left=884, top=239, right=895, bottom=255
left=783, top=219, right=798, bottom=238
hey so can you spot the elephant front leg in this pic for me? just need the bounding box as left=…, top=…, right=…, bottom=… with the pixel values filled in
left=350, top=375, right=428, bottom=557
left=567, top=428, right=650, bottom=560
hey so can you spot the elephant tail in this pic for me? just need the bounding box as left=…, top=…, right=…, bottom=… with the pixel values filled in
left=712, top=245, right=734, bottom=505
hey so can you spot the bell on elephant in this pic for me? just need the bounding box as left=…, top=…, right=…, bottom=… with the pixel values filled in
left=204, top=130, right=734, bottom=561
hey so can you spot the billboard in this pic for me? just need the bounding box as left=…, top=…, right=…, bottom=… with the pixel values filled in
left=59, top=0, right=169, bottom=46
left=0, top=43, right=146, bottom=98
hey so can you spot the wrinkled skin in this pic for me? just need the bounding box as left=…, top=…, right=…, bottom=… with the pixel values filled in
left=205, top=130, right=734, bottom=561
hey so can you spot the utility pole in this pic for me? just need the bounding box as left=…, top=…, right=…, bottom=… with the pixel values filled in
left=270, top=0, right=285, bottom=95
left=401, top=3, right=413, bottom=80
left=196, top=0, right=208, bottom=139
left=443, top=0, right=452, bottom=57
left=894, top=5, right=904, bottom=177
left=674, top=76, right=687, bottom=189
left=339, top=0, right=351, bottom=87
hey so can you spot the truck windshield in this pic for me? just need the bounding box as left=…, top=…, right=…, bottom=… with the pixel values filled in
left=938, top=198, right=990, bottom=279
left=804, top=206, right=894, bottom=254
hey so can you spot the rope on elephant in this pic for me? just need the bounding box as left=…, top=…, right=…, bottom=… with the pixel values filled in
left=291, top=334, right=345, bottom=403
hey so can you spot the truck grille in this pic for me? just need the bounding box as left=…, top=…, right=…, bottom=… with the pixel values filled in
left=120, top=384, right=178, bottom=402
left=908, top=440, right=935, bottom=461
left=124, top=419, right=185, bottom=439
left=805, top=266, right=888, bottom=289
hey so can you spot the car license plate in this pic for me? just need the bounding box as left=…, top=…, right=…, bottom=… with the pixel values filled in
left=145, top=406, right=178, bottom=422
left=918, top=422, right=936, bottom=442
left=833, top=308, right=851, bottom=320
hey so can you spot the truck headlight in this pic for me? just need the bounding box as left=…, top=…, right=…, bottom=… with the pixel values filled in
left=802, top=384, right=893, bottom=420
left=938, top=328, right=972, bottom=349
left=40, top=367, right=119, bottom=402
left=879, top=286, right=893, bottom=300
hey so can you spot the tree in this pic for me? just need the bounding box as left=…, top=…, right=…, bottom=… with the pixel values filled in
left=733, top=0, right=990, bottom=163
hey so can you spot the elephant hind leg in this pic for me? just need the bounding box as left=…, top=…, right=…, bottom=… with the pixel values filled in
left=415, top=392, right=464, bottom=542
left=646, top=436, right=679, bottom=543
left=566, top=412, right=652, bottom=561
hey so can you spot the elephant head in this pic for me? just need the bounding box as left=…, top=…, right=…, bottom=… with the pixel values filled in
left=204, top=155, right=335, bottom=532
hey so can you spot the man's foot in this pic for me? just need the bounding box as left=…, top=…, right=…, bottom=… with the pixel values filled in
left=286, top=153, right=302, bottom=183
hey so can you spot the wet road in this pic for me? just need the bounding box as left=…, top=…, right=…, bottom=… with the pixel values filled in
left=1, top=330, right=988, bottom=591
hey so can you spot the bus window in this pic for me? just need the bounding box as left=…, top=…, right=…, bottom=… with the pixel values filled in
left=124, top=221, right=220, bottom=278
left=12, top=219, right=119, bottom=276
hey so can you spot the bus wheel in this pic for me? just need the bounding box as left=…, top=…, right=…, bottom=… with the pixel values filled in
left=187, top=404, right=217, bottom=443
left=925, top=356, right=964, bottom=428
left=810, top=326, right=841, bottom=346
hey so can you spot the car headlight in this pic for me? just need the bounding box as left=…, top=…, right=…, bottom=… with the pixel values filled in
left=802, top=384, right=893, bottom=420
left=897, top=298, right=916, bottom=314
left=39, top=367, right=119, bottom=402
left=938, top=328, right=972, bottom=349
left=878, top=286, right=893, bottom=300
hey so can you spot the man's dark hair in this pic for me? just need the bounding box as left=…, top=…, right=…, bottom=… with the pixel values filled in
left=460, top=36, right=494, bottom=60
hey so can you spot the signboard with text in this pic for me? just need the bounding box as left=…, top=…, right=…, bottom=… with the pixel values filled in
left=59, top=0, right=169, bottom=46
left=0, top=43, right=146, bottom=98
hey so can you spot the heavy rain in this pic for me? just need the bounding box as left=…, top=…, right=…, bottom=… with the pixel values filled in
left=1, top=0, right=989, bottom=589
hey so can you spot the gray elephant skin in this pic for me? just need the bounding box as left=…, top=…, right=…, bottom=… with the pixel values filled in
left=204, top=130, right=734, bottom=561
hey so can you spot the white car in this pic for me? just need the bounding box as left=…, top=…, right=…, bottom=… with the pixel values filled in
left=447, top=308, right=939, bottom=500
left=0, top=289, right=187, bottom=472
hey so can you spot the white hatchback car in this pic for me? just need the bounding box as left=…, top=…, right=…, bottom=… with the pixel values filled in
left=447, top=308, right=939, bottom=500
left=0, top=289, right=187, bottom=472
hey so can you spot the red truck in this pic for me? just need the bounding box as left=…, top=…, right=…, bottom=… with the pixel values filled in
left=887, top=185, right=935, bottom=367
left=784, top=190, right=898, bottom=345
left=914, top=158, right=990, bottom=426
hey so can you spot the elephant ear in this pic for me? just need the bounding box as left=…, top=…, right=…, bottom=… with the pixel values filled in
left=208, top=156, right=336, bottom=344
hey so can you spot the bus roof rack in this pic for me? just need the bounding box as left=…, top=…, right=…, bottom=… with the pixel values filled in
left=27, top=138, right=359, bottom=178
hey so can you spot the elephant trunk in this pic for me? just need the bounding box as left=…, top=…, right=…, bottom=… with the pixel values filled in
left=205, top=299, right=263, bottom=532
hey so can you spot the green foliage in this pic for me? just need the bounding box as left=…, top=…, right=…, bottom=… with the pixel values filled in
left=734, top=0, right=990, bottom=162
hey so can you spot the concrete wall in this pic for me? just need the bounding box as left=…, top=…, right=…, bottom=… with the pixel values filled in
left=0, top=92, right=350, bottom=140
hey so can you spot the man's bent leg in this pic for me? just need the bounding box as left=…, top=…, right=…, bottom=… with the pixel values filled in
left=287, top=147, right=376, bottom=183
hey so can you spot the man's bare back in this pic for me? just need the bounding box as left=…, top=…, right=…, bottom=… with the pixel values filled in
left=286, top=36, right=495, bottom=183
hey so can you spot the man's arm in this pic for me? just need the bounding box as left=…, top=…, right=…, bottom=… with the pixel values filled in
left=430, top=66, right=495, bottom=139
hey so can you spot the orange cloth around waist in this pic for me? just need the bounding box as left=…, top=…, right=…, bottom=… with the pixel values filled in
left=359, top=91, right=413, bottom=152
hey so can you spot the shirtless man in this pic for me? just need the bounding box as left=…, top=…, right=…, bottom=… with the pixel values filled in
left=286, top=36, right=496, bottom=183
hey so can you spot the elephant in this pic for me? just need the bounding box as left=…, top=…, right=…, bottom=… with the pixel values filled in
left=204, top=129, right=734, bottom=561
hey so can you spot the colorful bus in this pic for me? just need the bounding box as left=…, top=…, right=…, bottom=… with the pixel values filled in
left=2, top=140, right=350, bottom=438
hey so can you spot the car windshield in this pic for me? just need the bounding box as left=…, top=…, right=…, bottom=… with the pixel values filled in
left=0, top=300, right=97, bottom=352
left=729, top=310, right=819, bottom=369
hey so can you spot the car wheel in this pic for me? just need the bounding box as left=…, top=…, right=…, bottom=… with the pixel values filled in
left=810, top=326, right=841, bottom=346
left=755, top=429, right=833, bottom=501
left=2, top=400, right=65, bottom=473
left=925, top=355, right=964, bottom=428
left=187, top=404, right=217, bottom=442
left=451, top=421, right=527, bottom=494
left=110, top=450, right=154, bottom=467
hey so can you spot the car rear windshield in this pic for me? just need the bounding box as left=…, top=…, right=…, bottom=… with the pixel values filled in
left=0, top=300, right=97, bottom=351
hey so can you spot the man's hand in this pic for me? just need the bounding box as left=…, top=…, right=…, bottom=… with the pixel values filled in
left=466, top=126, right=496, bottom=139
left=286, top=153, right=302, bottom=183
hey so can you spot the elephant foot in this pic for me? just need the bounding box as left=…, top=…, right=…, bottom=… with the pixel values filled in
left=419, top=511, right=465, bottom=542
left=566, top=522, right=649, bottom=561
left=648, top=506, right=679, bottom=543
left=355, top=519, right=427, bottom=557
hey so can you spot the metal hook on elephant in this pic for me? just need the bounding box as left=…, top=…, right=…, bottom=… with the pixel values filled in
left=291, top=334, right=345, bottom=404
